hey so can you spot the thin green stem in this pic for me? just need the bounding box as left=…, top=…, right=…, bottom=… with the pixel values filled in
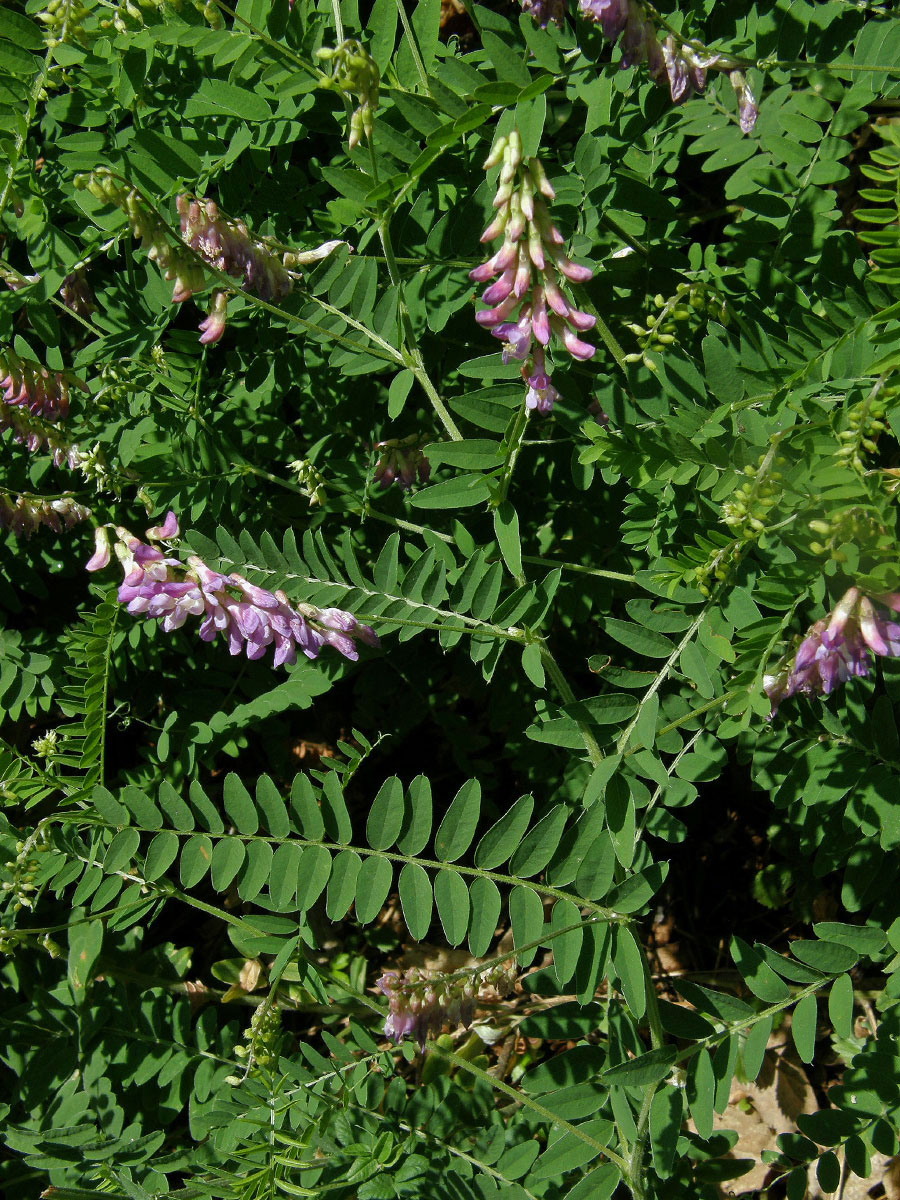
left=394, top=0, right=431, bottom=94
left=433, top=1048, right=630, bottom=1174
left=330, top=0, right=345, bottom=43
left=539, top=645, right=606, bottom=768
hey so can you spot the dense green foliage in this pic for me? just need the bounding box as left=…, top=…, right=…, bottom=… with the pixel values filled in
left=4, top=1, right=900, bottom=1197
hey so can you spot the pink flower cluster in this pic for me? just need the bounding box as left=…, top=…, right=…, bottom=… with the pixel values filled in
left=377, top=959, right=517, bottom=1049
left=177, top=196, right=292, bottom=306
left=472, top=130, right=596, bottom=415
left=0, top=492, right=90, bottom=539
left=577, top=0, right=758, bottom=133
left=0, top=402, right=80, bottom=469
left=87, top=512, right=379, bottom=669
left=765, top=586, right=900, bottom=716
left=0, top=352, right=73, bottom=422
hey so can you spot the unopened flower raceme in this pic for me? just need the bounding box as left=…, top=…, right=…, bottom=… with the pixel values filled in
left=87, top=513, right=379, bottom=668
left=764, top=586, right=900, bottom=717
left=473, top=130, right=597, bottom=415
left=374, top=435, right=431, bottom=490
left=577, top=0, right=758, bottom=132
left=377, top=959, right=518, bottom=1049
left=317, top=40, right=380, bottom=149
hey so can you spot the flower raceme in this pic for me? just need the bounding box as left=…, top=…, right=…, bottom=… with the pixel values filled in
left=373, top=436, right=431, bottom=491
left=0, top=493, right=90, bottom=539
left=376, top=960, right=518, bottom=1049
left=576, top=0, right=759, bottom=133
left=87, top=513, right=379, bottom=669
left=472, top=130, right=596, bottom=415
left=764, top=586, right=900, bottom=716
left=0, top=350, right=76, bottom=422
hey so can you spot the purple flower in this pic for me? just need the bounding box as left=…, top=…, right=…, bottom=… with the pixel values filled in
left=579, top=0, right=630, bottom=41
left=374, top=435, right=431, bottom=491
left=521, top=0, right=567, bottom=28
left=376, top=961, right=517, bottom=1050
left=729, top=70, right=759, bottom=133
left=88, top=514, right=379, bottom=669
left=472, top=131, right=596, bottom=399
left=765, top=586, right=900, bottom=717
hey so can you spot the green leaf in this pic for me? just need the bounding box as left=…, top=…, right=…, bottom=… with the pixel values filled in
left=366, top=776, right=405, bottom=851
left=509, top=805, right=567, bottom=877
left=613, top=924, right=646, bottom=1019
left=650, top=1086, right=684, bottom=1177
left=549, top=898, right=583, bottom=987
left=475, top=793, right=534, bottom=869
left=433, top=869, right=469, bottom=947
left=255, top=775, right=290, bottom=839
left=398, top=862, right=432, bottom=941
left=424, top=439, right=504, bottom=470
left=143, top=831, right=180, bottom=882
left=828, top=973, right=854, bottom=1040
left=409, top=474, right=493, bottom=510
left=468, top=876, right=502, bottom=957
left=269, top=842, right=302, bottom=910
left=742, top=1015, right=772, bottom=1083
left=493, top=501, right=522, bottom=579
left=354, top=855, right=394, bottom=925
left=295, top=845, right=332, bottom=910
left=434, top=778, right=481, bottom=862
left=223, top=773, right=258, bottom=835
left=326, top=849, right=362, bottom=920
left=792, top=993, right=818, bottom=1064
left=604, top=618, right=675, bottom=659
left=604, top=1047, right=677, bottom=1086
left=509, top=884, right=544, bottom=967
left=565, top=1165, right=620, bottom=1200
left=180, top=834, right=213, bottom=887
left=791, top=939, right=859, bottom=974
left=103, top=827, right=141, bottom=873
left=211, top=837, right=246, bottom=893
left=688, top=1048, right=715, bottom=1140
left=239, top=840, right=273, bottom=903
left=730, top=936, right=791, bottom=1002
left=68, top=916, right=103, bottom=1003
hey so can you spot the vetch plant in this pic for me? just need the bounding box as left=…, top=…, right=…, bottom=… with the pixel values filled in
left=3, top=3, right=900, bottom=1200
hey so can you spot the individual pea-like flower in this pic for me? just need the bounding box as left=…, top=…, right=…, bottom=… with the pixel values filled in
left=729, top=70, right=759, bottom=134
left=374, top=435, right=432, bottom=490
left=764, top=586, right=900, bottom=717
left=198, top=290, right=228, bottom=346
left=87, top=512, right=379, bottom=669
left=376, top=960, right=518, bottom=1049
left=0, top=492, right=91, bottom=539
left=520, top=0, right=567, bottom=28
left=472, top=130, right=596, bottom=415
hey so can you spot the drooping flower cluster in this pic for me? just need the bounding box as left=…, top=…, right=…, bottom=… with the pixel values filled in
left=60, top=269, right=97, bottom=318
left=377, top=959, right=518, bottom=1049
left=0, top=350, right=75, bottom=422
left=317, top=40, right=381, bottom=150
left=87, top=512, right=379, bottom=669
left=576, top=1, right=758, bottom=133
left=177, top=196, right=293, bottom=305
left=0, top=492, right=91, bottom=539
left=764, top=586, right=900, bottom=717
left=472, top=130, right=596, bottom=415
left=76, top=171, right=345, bottom=345
left=0, top=402, right=81, bottom=470
left=374, top=436, right=431, bottom=491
